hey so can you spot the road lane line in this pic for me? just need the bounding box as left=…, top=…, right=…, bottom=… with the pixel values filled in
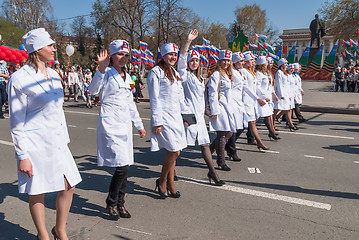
left=266, top=130, right=354, bottom=140
left=180, top=177, right=331, bottom=211
left=354, top=161, right=359, bottom=164
left=68, top=125, right=77, bottom=128
left=0, top=140, right=14, bottom=146
left=116, top=226, right=152, bottom=235
left=64, top=110, right=151, bottom=121
left=304, top=155, right=324, bottom=159
left=87, top=127, right=96, bottom=130
left=64, top=110, right=99, bottom=116
left=261, top=150, right=280, bottom=154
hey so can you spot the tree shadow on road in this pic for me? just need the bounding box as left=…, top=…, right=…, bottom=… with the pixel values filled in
left=226, top=180, right=359, bottom=200
left=0, top=181, right=35, bottom=240
left=323, top=144, right=359, bottom=155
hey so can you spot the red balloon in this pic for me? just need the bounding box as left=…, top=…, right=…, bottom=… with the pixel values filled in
left=10, top=55, right=17, bottom=62
left=0, top=46, right=5, bottom=52
left=5, top=50, right=12, bottom=58
left=0, top=52, right=6, bottom=60
left=15, top=52, right=22, bottom=60
left=4, top=57, right=10, bottom=62
left=20, top=50, right=27, bottom=57
left=10, top=48, right=18, bottom=55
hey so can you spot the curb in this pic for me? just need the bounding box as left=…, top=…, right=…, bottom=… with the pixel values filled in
left=301, top=106, right=359, bottom=115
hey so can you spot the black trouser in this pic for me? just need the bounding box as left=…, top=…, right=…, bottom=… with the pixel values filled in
left=106, top=165, right=129, bottom=208
left=0, top=83, right=7, bottom=116
left=294, top=104, right=304, bottom=120
left=225, top=129, right=244, bottom=156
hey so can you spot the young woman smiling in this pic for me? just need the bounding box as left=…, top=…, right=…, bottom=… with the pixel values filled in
left=89, top=40, right=146, bottom=220
left=147, top=43, right=187, bottom=198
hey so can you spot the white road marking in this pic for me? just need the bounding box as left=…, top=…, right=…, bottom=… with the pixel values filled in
left=64, top=110, right=151, bottom=120
left=304, top=155, right=324, bottom=159
left=0, top=140, right=14, bottom=146
left=261, top=150, right=280, bottom=154
left=180, top=177, right=331, bottom=211
left=68, top=125, right=77, bottom=128
left=116, top=226, right=152, bottom=236
left=266, top=130, right=354, bottom=140
left=354, top=161, right=359, bottom=164
left=87, top=127, right=97, bottom=130
left=64, top=110, right=99, bottom=116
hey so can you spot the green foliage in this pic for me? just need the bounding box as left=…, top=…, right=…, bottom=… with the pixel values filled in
left=0, top=17, right=26, bottom=48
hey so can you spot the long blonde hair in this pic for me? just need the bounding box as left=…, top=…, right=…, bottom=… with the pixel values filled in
left=279, top=64, right=288, bottom=76
left=216, top=59, right=233, bottom=81
left=26, top=52, right=40, bottom=71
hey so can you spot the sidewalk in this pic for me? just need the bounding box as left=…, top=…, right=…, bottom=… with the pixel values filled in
left=138, top=79, right=359, bottom=115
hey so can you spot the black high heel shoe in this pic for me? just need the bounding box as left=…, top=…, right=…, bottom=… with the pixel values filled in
left=167, top=188, right=181, bottom=198
left=218, top=164, right=231, bottom=171
left=51, top=227, right=60, bottom=240
left=207, top=172, right=225, bottom=186
left=155, top=179, right=168, bottom=199
left=268, top=133, right=281, bottom=140
left=227, top=152, right=241, bottom=161
left=118, top=206, right=131, bottom=218
left=289, top=125, right=298, bottom=131
left=106, top=205, right=120, bottom=220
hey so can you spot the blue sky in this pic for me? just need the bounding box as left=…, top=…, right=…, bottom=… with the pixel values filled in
left=1, top=0, right=327, bottom=36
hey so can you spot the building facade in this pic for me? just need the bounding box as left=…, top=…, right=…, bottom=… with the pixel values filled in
left=279, top=28, right=336, bottom=66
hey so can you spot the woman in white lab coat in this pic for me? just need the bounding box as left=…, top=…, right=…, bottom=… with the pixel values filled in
left=207, top=50, right=235, bottom=171
left=89, top=40, right=146, bottom=220
left=147, top=43, right=187, bottom=198
left=178, top=29, right=224, bottom=186
left=267, top=57, right=280, bottom=130
left=293, top=63, right=306, bottom=122
left=273, top=58, right=297, bottom=131
left=255, top=56, right=280, bottom=140
left=241, top=52, right=269, bottom=150
left=224, top=51, right=257, bottom=161
left=287, top=64, right=296, bottom=119
left=8, top=28, right=82, bottom=240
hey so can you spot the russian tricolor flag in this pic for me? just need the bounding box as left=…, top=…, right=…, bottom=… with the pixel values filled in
left=202, top=37, right=210, bottom=46
left=145, top=49, right=153, bottom=59
left=131, top=49, right=141, bottom=58
left=139, top=41, right=148, bottom=50
left=200, top=54, right=208, bottom=66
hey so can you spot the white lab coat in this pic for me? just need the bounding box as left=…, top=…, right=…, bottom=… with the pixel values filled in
left=147, top=65, right=187, bottom=152
left=88, top=67, right=144, bottom=167
left=8, top=64, right=82, bottom=195
left=274, top=70, right=291, bottom=110
left=241, top=68, right=259, bottom=122
left=177, top=55, right=210, bottom=145
left=68, top=72, right=80, bottom=86
left=256, top=71, right=274, bottom=117
left=294, top=73, right=303, bottom=104
left=207, top=70, right=236, bottom=132
left=288, top=73, right=296, bottom=109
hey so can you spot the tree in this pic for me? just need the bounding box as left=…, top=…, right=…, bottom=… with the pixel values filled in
left=151, top=0, right=200, bottom=50
left=0, top=17, right=26, bottom=48
left=234, top=4, right=278, bottom=44
left=1, top=0, right=55, bottom=31
left=319, top=0, right=359, bottom=40
left=92, top=0, right=151, bottom=48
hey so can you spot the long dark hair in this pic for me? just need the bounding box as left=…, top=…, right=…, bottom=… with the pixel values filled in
left=157, top=59, right=175, bottom=83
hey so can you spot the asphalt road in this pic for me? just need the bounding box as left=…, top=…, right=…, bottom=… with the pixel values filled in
left=0, top=101, right=358, bottom=240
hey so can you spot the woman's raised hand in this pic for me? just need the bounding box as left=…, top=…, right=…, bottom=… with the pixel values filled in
left=97, top=49, right=110, bottom=74
left=188, top=29, right=198, bottom=41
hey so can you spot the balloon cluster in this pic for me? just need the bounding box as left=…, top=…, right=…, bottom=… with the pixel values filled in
left=0, top=44, right=28, bottom=63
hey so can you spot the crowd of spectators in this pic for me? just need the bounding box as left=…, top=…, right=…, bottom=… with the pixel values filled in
left=334, top=59, right=359, bottom=92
